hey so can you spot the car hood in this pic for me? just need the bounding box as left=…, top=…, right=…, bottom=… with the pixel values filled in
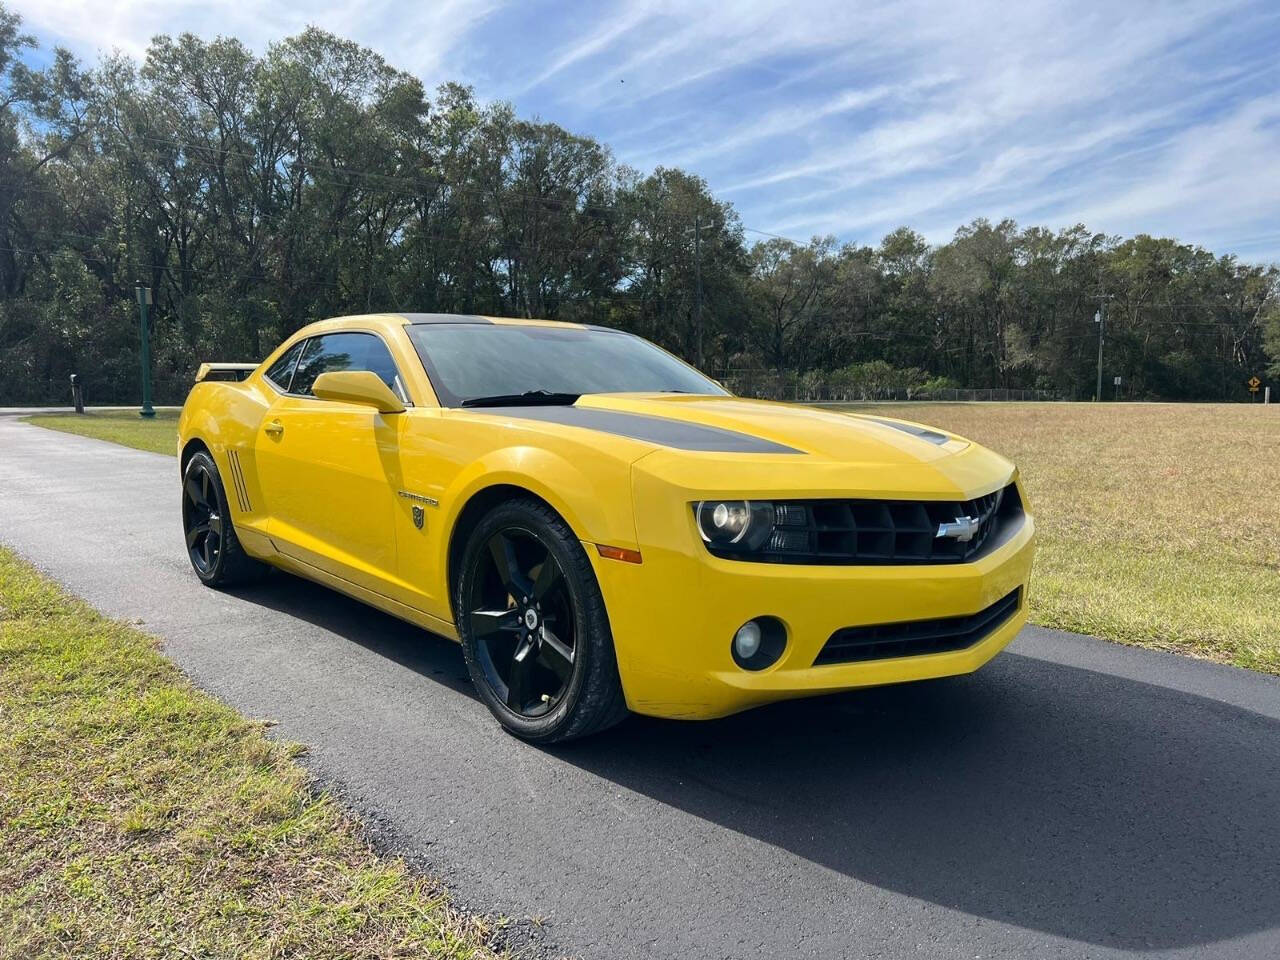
left=569, top=393, right=970, bottom=465
left=457, top=393, right=1014, bottom=500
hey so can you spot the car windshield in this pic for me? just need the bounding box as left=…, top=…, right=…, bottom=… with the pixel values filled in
left=406, top=322, right=728, bottom=407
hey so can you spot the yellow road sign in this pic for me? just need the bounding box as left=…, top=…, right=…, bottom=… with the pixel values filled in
left=1248, top=376, right=1261, bottom=392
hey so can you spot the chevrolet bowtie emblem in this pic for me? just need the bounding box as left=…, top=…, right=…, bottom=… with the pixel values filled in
left=936, top=516, right=981, bottom=542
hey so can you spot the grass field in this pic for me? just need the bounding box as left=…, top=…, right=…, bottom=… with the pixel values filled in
left=22, top=409, right=179, bottom=456
left=839, top=402, right=1280, bottom=674
left=21, top=402, right=1280, bottom=674
left=0, top=547, right=502, bottom=958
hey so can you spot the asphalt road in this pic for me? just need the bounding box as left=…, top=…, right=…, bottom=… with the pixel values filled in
left=2, top=416, right=1278, bottom=959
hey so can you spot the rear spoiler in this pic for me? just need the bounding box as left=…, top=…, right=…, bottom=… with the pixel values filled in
left=195, top=362, right=258, bottom=383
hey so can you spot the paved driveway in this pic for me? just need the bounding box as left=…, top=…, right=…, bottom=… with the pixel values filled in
left=2, top=417, right=1277, bottom=959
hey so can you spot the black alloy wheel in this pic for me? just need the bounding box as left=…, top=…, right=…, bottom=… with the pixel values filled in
left=183, top=460, right=223, bottom=576
left=457, top=498, right=628, bottom=742
left=180, top=449, right=266, bottom=587
left=469, top=528, right=577, bottom=717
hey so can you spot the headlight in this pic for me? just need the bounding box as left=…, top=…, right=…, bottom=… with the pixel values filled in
left=694, top=500, right=775, bottom=551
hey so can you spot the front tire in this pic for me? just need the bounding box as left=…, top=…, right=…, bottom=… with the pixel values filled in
left=181, top=450, right=267, bottom=587
left=455, top=498, right=629, bottom=743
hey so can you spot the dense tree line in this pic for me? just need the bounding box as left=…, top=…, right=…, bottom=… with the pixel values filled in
left=1, top=6, right=1277, bottom=404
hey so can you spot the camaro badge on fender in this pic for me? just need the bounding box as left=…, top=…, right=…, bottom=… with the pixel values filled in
left=411, top=505, right=425, bottom=530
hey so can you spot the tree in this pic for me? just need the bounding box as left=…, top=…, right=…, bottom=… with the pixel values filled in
left=0, top=1, right=1275, bottom=404
left=748, top=236, right=836, bottom=372
left=1264, top=307, right=1280, bottom=380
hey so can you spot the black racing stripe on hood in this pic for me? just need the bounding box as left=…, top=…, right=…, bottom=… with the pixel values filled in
left=470, top=406, right=803, bottom=454
left=864, top=417, right=950, bottom=445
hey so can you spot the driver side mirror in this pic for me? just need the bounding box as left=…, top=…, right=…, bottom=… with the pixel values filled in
left=311, top=370, right=405, bottom=414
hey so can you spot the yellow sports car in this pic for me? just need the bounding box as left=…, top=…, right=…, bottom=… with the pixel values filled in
left=178, top=313, right=1035, bottom=741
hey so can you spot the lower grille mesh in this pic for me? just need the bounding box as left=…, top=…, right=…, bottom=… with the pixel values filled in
left=814, top=588, right=1022, bottom=665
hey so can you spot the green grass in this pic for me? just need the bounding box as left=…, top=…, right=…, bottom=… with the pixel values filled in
left=0, top=547, right=504, bottom=958
left=21, top=409, right=180, bottom=456
left=23, top=401, right=1280, bottom=674
left=836, top=402, right=1280, bottom=674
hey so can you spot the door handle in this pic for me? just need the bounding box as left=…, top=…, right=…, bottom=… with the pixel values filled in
left=264, top=420, right=284, bottom=437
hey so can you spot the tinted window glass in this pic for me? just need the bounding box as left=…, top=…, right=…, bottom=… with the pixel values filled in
left=263, top=340, right=305, bottom=392
left=359, top=337, right=403, bottom=395
left=290, top=333, right=403, bottom=397
left=406, top=323, right=726, bottom=406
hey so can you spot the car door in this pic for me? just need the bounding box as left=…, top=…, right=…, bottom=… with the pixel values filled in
left=254, top=331, right=409, bottom=595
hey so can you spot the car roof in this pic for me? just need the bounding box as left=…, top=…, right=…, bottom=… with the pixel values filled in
left=278, top=313, right=617, bottom=346
left=394, top=312, right=597, bottom=330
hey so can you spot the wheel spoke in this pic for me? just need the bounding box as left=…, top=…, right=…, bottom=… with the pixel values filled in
left=208, top=514, right=223, bottom=537
left=185, top=476, right=205, bottom=508
left=470, top=608, right=521, bottom=641
left=531, top=554, right=562, bottom=602
left=201, top=534, right=213, bottom=567
left=468, top=525, right=580, bottom=719
left=186, top=524, right=208, bottom=549
left=487, top=533, right=534, bottom=599
left=200, top=469, right=211, bottom=505
left=537, top=627, right=574, bottom=683
left=505, top=636, right=537, bottom=710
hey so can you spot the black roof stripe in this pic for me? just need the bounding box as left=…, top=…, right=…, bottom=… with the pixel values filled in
left=399, top=313, right=493, bottom=324
left=466, top=406, right=803, bottom=454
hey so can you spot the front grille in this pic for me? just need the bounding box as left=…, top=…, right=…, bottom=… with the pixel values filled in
left=708, top=483, right=1023, bottom=565
left=814, top=588, right=1022, bottom=665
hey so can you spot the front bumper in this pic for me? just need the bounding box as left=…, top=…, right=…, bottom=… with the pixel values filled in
left=589, top=469, right=1036, bottom=720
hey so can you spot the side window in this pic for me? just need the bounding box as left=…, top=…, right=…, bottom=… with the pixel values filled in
left=289, top=332, right=407, bottom=400
left=359, top=337, right=405, bottom=397
left=263, top=340, right=305, bottom=392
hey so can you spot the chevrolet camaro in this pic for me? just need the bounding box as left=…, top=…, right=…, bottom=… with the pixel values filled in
left=177, top=313, right=1035, bottom=741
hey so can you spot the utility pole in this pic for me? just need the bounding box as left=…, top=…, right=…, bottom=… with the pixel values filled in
left=136, top=283, right=155, bottom=418
left=1094, top=303, right=1104, bottom=402
left=693, top=214, right=704, bottom=369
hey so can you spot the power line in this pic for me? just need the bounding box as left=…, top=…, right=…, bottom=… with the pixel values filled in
left=125, top=131, right=817, bottom=243
left=12, top=127, right=806, bottom=246
left=0, top=244, right=703, bottom=309
left=742, top=226, right=806, bottom=243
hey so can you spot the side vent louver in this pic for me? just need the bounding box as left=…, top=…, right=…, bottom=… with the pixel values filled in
left=226, top=449, right=252, bottom=513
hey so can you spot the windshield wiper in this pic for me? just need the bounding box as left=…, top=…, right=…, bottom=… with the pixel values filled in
left=460, top=390, right=581, bottom=408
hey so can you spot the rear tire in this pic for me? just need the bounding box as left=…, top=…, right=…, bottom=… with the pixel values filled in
left=181, top=450, right=268, bottom=587
left=455, top=497, right=629, bottom=743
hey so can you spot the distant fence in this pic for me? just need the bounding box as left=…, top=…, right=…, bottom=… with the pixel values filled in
left=6, top=375, right=1059, bottom=408
left=722, top=375, right=1059, bottom=404
left=2, top=379, right=193, bottom=407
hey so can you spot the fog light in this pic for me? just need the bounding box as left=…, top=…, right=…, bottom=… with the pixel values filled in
left=733, top=621, right=762, bottom=659
left=730, top=616, right=787, bottom=671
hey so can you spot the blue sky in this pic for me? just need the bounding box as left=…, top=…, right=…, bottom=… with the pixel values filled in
left=15, top=0, right=1280, bottom=262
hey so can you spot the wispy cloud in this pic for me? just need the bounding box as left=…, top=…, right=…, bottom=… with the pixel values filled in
left=518, top=2, right=655, bottom=93
left=12, top=0, right=506, bottom=83
left=17, top=0, right=1280, bottom=260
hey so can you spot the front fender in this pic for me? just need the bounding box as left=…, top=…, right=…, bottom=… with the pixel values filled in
left=435, top=444, right=641, bottom=576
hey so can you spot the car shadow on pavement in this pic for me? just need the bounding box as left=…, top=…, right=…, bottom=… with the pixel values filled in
left=231, top=571, right=480, bottom=698
left=555, top=653, right=1280, bottom=952
left=230, top=573, right=1279, bottom=952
